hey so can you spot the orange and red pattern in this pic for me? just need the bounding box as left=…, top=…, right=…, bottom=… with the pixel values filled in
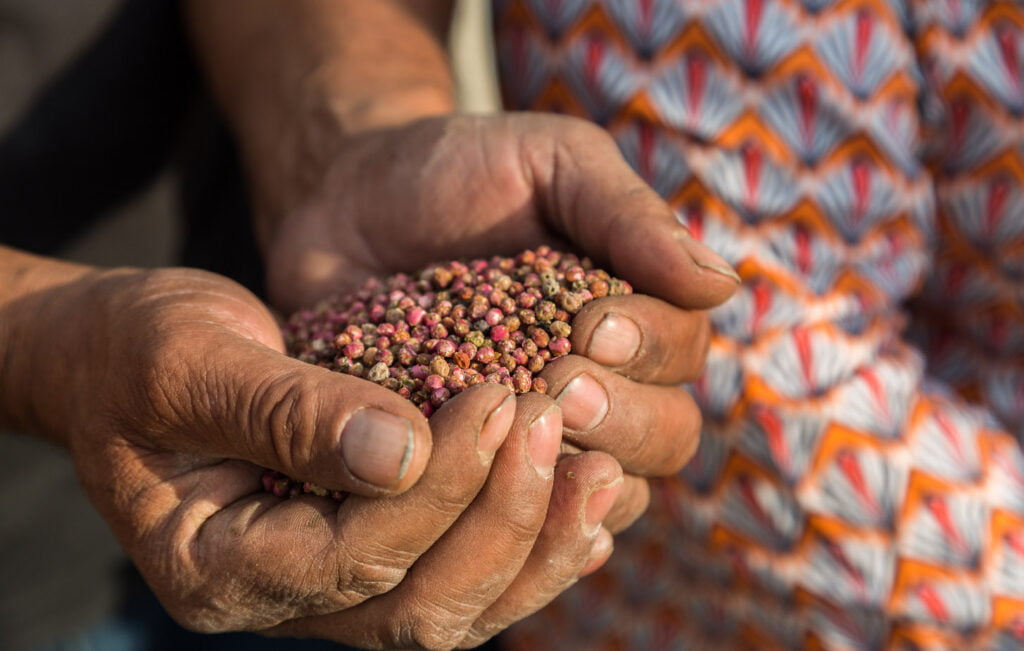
left=493, top=0, right=1024, bottom=647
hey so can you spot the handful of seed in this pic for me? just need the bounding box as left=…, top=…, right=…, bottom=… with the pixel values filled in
left=263, top=246, right=631, bottom=499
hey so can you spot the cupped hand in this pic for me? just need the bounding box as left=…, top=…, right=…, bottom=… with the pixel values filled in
left=260, top=113, right=740, bottom=531
left=29, top=266, right=615, bottom=644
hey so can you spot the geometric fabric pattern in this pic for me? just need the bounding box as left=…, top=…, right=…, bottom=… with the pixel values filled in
left=493, top=0, right=1024, bottom=647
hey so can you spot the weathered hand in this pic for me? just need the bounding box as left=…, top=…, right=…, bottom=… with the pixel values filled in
left=13, top=265, right=617, bottom=645
left=260, top=113, right=739, bottom=532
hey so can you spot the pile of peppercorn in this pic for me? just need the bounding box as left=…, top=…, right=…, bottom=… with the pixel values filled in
left=266, top=246, right=631, bottom=499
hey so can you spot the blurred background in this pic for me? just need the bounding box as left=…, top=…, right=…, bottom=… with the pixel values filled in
left=0, top=1, right=498, bottom=647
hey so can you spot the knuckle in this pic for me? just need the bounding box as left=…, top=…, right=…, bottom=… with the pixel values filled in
left=249, top=370, right=323, bottom=471
left=425, top=490, right=476, bottom=524
left=336, top=547, right=409, bottom=604
left=136, top=350, right=191, bottom=424
left=459, top=623, right=505, bottom=649
left=498, top=503, right=546, bottom=547
left=405, top=600, right=477, bottom=650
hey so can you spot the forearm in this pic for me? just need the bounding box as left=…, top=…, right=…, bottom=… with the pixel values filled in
left=184, top=0, right=457, bottom=228
left=0, top=246, right=105, bottom=442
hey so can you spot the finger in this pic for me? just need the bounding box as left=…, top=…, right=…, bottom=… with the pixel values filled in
left=577, top=526, right=614, bottom=578
left=166, top=384, right=517, bottom=630
left=519, top=115, right=741, bottom=309
left=570, top=294, right=712, bottom=384
left=458, top=451, right=623, bottom=648
left=603, top=473, right=650, bottom=534
left=160, top=330, right=436, bottom=497
left=272, top=393, right=564, bottom=650
left=559, top=443, right=650, bottom=534
left=542, top=355, right=702, bottom=476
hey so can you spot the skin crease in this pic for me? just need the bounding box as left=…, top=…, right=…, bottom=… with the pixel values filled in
left=0, top=3, right=737, bottom=650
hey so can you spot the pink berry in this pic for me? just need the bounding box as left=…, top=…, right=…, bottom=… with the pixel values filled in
left=549, top=337, right=571, bottom=357
left=491, top=325, right=509, bottom=342
left=406, top=307, right=425, bottom=326
left=273, top=247, right=632, bottom=501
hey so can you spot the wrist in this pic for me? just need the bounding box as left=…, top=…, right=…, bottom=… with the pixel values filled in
left=185, top=0, right=457, bottom=247
left=240, top=73, right=456, bottom=245
left=0, top=251, right=136, bottom=444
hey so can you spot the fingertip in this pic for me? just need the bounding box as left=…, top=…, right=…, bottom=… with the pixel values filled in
left=583, top=312, right=642, bottom=368
left=604, top=474, right=650, bottom=534
left=433, top=382, right=517, bottom=464
left=528, top=404, right=563, bottom=478
left=584, top=477, right=623, bottom=534
left=477, top=390, right=516, bottom=463
left=577, top=527, right=614, bottom=578
left=339, top=396, right=431, bottom=495
left=673, top=228, right=741, bottom=285
left=570, top=294, right=713, bottom=384
left=609, top=219, right=741, bottom=310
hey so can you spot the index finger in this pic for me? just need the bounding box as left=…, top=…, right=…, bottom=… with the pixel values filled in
left=518, top=114, right=741, bottom=309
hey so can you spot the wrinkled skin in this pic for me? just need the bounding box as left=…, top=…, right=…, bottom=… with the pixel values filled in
left=10, top=115, right=737, bottom=650
left=261, top=112, right=738, bottom=501
left=15, top=264, right=612, bottom=649
left=240, top=113, right=740, bottom=646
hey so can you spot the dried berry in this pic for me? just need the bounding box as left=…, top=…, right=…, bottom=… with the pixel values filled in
left=272, top=248, right=632, bottom=499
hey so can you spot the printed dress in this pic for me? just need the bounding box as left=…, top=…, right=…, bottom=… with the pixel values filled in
left=493, top=0, right=1024, bottom=648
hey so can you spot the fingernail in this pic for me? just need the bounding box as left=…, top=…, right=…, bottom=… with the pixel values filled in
left=556, top=374, right=609, bottom=432
left=478, top=393, right=515, bottom=463
left=584, top=480, right=622, bottom=534
left=578, top=527, right=614, bottom=578
left=675, top=229, right=741, bottom=284
left=529, top=407, right=562, bottom=477
left=588, top=313, right=641, bottom=367
left=340, top=409, right=414, bottom=488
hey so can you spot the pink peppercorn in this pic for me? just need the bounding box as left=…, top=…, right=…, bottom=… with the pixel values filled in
left=406, top=307, right=425, bottom=326
left=549, top=337, right=571, bottom=357
left=485, top=308, right=503, bottom=327
left=531, top=329, right=550, bottom=348
left=430, top=388, right=451, bottom=407
left=491, top=325, right=509, bottom=342
left=512, top=348, right=529, bottom=366
left=435, top=340, right=457, bottom=357
left=513, top=367, right=533, bottom=393
left=476, top=346, right=496, bottom=364
left=275, top=248, right=634, bottom=502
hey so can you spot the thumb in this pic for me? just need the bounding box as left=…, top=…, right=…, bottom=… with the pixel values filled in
left=168, top=332, right=432, bottom=498
left=521, top=115, right=741, bottom=309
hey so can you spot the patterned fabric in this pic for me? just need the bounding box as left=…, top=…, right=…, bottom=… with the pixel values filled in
left=493, top=0, right=1024, bottom=648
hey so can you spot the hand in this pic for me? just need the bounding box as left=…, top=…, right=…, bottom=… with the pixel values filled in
left=259, top=113, right=740, bottom=532
left=13, top=265, right=619, bottom=646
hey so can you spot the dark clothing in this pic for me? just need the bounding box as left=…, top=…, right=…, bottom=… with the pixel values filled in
left=0, top=0, right=263, bottom=295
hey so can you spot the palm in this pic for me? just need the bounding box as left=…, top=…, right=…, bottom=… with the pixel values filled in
left=265, top=115, right=570, bottom=311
